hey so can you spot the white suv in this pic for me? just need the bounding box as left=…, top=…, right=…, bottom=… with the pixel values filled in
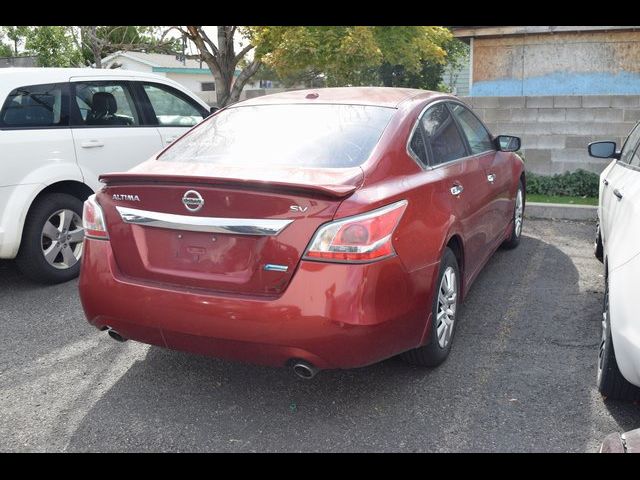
left=0, top=68, right=212, bottom=283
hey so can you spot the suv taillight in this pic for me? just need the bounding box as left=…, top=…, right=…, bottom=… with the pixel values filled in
left=303, top=200, right=407, bottom=263
left=83, top=194, right=109, bottom=240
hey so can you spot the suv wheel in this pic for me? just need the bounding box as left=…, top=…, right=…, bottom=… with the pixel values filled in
left=15, top=193, right=85, bottom=284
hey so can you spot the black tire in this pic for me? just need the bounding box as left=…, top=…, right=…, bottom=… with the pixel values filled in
left=15, top=193, right=85, bottom=284
left=597, top=271, right=640, bottom=401
left=501, top=179, right=524, bottom=250
left=402, top=247, right=460, bottom=367
left=594, top=223, right=604, bottom=263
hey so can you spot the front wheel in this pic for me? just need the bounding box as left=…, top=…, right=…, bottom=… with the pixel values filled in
left=501, top=180, right=524, bottom=250
left=401, top=247, right=460, bottom=367
left=15, top=193, right=85, bottom=284
left=594, top=223, right=604, bottom=263
left=597, top=272, right=640, bottom=401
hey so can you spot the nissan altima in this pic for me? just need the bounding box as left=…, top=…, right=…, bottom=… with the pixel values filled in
left=78, top=87, right=525, bottom=378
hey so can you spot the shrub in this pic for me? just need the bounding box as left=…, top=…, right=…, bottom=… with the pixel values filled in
left=526, top=169, right=600, bottom=198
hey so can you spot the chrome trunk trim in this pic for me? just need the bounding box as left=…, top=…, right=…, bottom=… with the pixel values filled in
left=115, top=206, right=293, bottom=236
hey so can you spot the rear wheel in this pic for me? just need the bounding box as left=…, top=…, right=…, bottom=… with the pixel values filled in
left=597, top=271, right=640, bottom=401
left=402, top=247, right=460, bottom=367
left=15, top=193, right=85, bottom=284
left=501, top=180, right=524, bottom=250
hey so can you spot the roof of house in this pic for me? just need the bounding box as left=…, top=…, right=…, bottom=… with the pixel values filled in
left=104, top=51, right=205, bottom=69
left=100, top=51, right=240, bottom=76
left=453, top=26, right=640, bottom=39
left=236, top=87, right=444, bottom=108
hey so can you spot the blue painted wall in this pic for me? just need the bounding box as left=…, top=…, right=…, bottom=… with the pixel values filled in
left=472, top=71, right=640, bottom=96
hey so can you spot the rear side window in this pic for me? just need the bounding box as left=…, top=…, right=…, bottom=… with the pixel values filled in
left=158, top=104, right=396, bottom=168
left=71, top=82, right=140, bottom=126
left=419, top=103, right=467, bottom=165
left=0, top=83, right=68, bottom=128
left=142, top=83, right=204, bottom=127
left=449, top=103, right=494, bottom=155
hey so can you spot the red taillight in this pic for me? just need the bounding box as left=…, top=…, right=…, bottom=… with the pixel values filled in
left=303, top=200, right=408, bottom=263
left=82, top=194, right=109, bottom=240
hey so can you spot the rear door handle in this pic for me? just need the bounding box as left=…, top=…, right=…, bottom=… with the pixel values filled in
left=80, top=140, right=104, bottom=148
left=613, top=188, right=623, bottom=200
left=487, top=173, right=496, bottom=183
left=450, top=184, right=464, bottom=196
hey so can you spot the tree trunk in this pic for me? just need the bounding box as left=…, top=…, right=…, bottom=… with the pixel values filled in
left=89, top=26, right=102, bottom=68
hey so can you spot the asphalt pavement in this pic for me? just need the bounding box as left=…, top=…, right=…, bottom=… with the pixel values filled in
left=1, top=218, right=638, bottom=452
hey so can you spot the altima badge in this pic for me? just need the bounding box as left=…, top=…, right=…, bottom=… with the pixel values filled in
left=182, top=190, right=204, bottom=212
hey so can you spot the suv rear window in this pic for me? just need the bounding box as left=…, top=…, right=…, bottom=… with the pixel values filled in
left=0, top=83, right=68, bottom=128
left=158, top=104, right=395, bottom=168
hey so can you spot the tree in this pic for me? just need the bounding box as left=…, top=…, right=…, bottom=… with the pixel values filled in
left=24, top=26, right=84, bottom=67
left=377, top=35, right=470, bottom=91
left=178, top=26, right=453, bottom=107
left=76, top=26, right=181, bottom=68
left=177, top=26, right=261, bottom=107
left=1, top=26, right=29, bottom=56
left=254, top=26, right=453, bottom=88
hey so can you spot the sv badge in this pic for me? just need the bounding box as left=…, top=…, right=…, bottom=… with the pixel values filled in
left=290, top=205, right=308, bottom=213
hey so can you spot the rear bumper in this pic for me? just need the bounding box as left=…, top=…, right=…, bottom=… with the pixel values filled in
left=79, top=239, right=438, bottom=369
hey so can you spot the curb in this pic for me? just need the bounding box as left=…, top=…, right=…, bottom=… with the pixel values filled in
left=525, top=202, right=597, bottom=221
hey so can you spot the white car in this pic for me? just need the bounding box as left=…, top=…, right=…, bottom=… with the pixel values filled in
left=589, top=126, right=640, bottom=401
left=0, top=68, right=212, bottom=283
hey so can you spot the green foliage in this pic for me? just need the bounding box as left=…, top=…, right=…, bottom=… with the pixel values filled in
left=247, top=26, right=452, bottom=88
left=0, top=42, right=12, bottom=57
left=526, top=169, right=600, bottom=198
left=24, top=26, right=83, bottom=67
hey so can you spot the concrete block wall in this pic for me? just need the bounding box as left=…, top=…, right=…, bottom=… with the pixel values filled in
left=460, top=95, right=640, bottom=175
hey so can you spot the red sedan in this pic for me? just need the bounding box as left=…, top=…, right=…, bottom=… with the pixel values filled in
left=79, top=87, right=525, bottom=378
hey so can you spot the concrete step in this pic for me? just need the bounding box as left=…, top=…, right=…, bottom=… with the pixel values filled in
left=525, top=201, right=597, bottom=221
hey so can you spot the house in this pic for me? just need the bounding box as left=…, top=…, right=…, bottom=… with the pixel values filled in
left=100, top=51, right=271, bottom=106
left=452, top=26, right=640, bottom=96
left=445, top=26, right=640, bottom=176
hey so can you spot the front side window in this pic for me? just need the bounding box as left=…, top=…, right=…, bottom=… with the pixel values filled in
left=0, top=83, right=68, bottom=128
left=158, top=104, right=396, bottom=168
left=142, top=83, right=204, bottom=127
left=620, top=123, right=640, bottom=165
left=420, top=103, right=467, bottom=166
left=72, top=82, right=140, bottom=126
left=449, top=103, right=495, bottom=155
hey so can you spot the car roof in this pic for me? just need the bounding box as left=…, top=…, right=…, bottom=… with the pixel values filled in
left=234, top=87, right=445, bottom=109
left=0, top=67, right=210, bottom=109
left=0, top=67, right=182, bottom=86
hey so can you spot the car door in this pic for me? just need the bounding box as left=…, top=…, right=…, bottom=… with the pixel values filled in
left=602, top=124, right=640, bottom=247
left=605, top=134, right=640, bottom=269
left=448, top=102, right=509, bottom=247
left=410, top=101, right=492, bottom=281
left=69, top=79, right=163, bottom=192
left=134, top=81, right=207, bottom=148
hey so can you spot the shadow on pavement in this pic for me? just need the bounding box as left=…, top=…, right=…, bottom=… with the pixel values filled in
left=61, top=225, right=640, bottom=452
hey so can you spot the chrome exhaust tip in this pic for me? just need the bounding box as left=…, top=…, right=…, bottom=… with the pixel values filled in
left=106, top=328, right=127, bottom=342
left=291, top=360, right=318, bottom=380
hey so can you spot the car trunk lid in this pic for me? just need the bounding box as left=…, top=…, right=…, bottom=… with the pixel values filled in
left=97, top=163, right=363, bottom=296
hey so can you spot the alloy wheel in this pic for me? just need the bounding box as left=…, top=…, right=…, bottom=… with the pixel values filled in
left=514, top=187, right=524, bottom=238
left=597, top=277, right=609, bottom=383
left=41, top=209, right=84, bottom=269
left=436, top=266, right=457, bottom=348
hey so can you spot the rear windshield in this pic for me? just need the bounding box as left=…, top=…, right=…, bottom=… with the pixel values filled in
left=157, top=104, right=396, bottom=168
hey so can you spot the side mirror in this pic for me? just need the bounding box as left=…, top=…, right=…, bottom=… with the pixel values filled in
left=209, top=106, right=219, bottom=116
left=588, top=141, right=620, bottom=159
left=495, top=135, right=521, bottom=152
